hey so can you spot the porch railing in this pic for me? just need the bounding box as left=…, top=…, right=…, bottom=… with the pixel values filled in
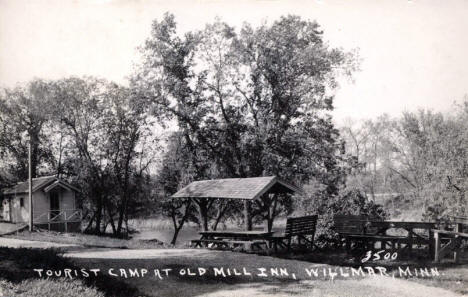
left=34, top=209, right=82, bottom=224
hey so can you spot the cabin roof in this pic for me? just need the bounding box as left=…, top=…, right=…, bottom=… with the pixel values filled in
left=171, top=176, right=301, bottom=200
left=2, top=175, right=79, bottom=195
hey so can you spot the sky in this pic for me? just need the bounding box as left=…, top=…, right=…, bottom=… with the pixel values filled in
left=1, top=0, right=468, bottom=122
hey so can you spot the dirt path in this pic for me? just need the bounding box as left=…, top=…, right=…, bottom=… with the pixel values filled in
left=195, top=277, right=463, bottom=297
left=0, top=237, right=80, bottom=249
left=0, top=222, right=27, bottom=235
left=64, top=248, right=221, bottom=259
left=64, top=248, right=466, bottom=297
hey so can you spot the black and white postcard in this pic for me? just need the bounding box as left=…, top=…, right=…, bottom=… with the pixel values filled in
left=0, top=1, right=467, bottom=296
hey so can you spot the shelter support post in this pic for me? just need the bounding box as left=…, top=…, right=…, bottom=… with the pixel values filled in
left=244, top=200, right=252, bottom=231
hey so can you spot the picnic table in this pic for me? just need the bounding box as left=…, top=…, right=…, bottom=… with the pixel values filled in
left=346, top=220, right=436, bottom=257
left=191, top=230, right=274, bottom=251
left=433, top=216, right=468, bottom=263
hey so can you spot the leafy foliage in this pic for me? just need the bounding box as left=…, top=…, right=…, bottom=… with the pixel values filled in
left=340, top=101, right=468, bottom=221
left=133, top=13, right=358, bottom=235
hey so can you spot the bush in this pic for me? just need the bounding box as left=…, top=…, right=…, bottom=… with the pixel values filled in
left=299, top=188, right=387, bottom=248
left=0, top=278, right=104, bottom=297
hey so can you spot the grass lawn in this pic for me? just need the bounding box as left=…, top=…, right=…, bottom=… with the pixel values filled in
left=5, top=230, right=168, bottom=249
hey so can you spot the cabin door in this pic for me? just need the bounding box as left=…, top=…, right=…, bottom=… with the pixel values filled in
left=50, top=192, right=60, bottom=221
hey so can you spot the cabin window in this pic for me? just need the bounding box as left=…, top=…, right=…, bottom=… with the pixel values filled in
left=20, top=198, right=24, bottom=207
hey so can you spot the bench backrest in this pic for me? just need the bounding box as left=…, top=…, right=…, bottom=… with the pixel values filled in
left=333, top=214, right=367, bottom=235
left=284, top=215, right=317, bottom=237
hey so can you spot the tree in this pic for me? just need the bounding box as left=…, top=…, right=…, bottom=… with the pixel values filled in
left=0, top=79, right=55, bottom=181
left=133, top=14, right=357, bottom=232
left=339, top=102, right=468, bottom=221
left=50, top=77, right=157, bottom=236
left=155, top=132, right=198, bottom=243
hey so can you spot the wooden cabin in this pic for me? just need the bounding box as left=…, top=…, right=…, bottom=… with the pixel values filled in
left=1, top=175, right=81, bottom=232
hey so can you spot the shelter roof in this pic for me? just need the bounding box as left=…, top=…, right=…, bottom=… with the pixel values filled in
left=172, top=176, right=301, bottom=200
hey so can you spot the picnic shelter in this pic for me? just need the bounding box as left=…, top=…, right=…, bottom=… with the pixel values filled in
left=171, top=176, right=302, bottom=231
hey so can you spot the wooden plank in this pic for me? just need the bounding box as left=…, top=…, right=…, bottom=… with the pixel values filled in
left=432, top=229, right=468, bottom=238
left=370, top=221, right=436, bottom=229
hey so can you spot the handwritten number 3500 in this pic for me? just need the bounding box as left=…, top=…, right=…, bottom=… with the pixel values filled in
left=361, top=250, right=398, bottom=263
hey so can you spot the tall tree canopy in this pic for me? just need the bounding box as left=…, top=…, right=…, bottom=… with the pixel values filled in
left=0, top=79, right=55, bottom=181
left=49, top=77, right=158, bottom=236
left=133, top=14, right=358, bottom=233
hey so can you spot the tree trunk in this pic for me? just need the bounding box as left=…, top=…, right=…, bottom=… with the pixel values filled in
left=212, top=201, right=228, bottom=231
left=266, top=217, right=274, bottom=233
left=94, top=195, right=103, bottom=234
left=264, top=194, right=278, bottom=233
left=170, top=200, right=192, bottom=245
left=107, top=207, right=117, bottom=235
left=171, top=226, right=182, bottom=245
left=84, top=213, right=96, bottom=233
left=201, top=209, right=208, bottom=231
left=195, top=199, right=210, bottom=231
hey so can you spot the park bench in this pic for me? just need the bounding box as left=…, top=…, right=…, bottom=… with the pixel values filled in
left=268, top=215, right=318, bottom=253
left=333, top=215, right=418, bottom=252
left=333, top=214, right=369, bottom=249
left=339, top=218, right=437, bottom=257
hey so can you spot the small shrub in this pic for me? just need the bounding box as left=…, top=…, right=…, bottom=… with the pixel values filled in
left=0, top=278, right=104, bottom=297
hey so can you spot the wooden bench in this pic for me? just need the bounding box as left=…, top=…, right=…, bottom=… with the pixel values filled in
left=332, top=215, right=400, bottom=250
left=336, top=218, right=437, bottom=257
left=333, top=214, right=368, bottom=249
left=268, top=215, right=317, bottom=252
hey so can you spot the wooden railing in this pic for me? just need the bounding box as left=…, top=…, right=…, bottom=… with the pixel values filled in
left=34, top=209, right=82, bottom=223
left=33, top=209, right=82, bottom=232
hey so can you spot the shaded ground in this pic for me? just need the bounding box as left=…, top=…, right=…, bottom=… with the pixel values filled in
left=66, top=248, right=467, bottom=297
left=0, top=247, right=142, bottom=297
left=2, top=231, right=467, bottom=297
